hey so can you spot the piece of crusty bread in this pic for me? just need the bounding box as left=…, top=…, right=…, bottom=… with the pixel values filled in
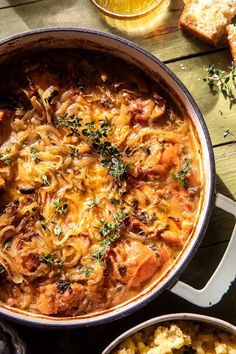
left=226, top=24, right=236, bottom=63
left=179, top=0, right=236, bottom=46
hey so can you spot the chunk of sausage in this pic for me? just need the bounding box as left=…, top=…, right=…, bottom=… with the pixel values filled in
left=135, top=144, right=179, bottom=180
left=129, top=99, right=154, bottom=123
left=146, top=165, right=168, bottom=177
left=111, top=241, right=169, bottom=289
left=160, top=231, right=183, bottom=247
left=135, top=165, right=168, bottom=180
left=128, top=93, right=166, bottom=124
left=37, top=283, right=84, bottom=315
left=0, top=109, right=11, bottom=122
left=160, top=143, right=179, bottom=168
left=22, top=253, right=39, bottom=272
left=78, top=233, right=91, bottom=256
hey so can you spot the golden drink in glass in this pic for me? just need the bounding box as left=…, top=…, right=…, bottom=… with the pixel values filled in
left=91, top=0, right=164, bottom=18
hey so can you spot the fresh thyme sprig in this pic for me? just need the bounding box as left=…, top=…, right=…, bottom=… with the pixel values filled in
left=41, top=253, right=63, bottom=268
left=88, top=196, right=100, bottom=209
left=97, top=209, right=129, bottom=242
left=42, top=174, right=50, bottom=186
left=0, top=148, right=12, bottom=165
left=30, top=146, right=40, bottom=162
left=55, top=115, right=130, bottom=184
left=101, top=158, right=130, bottom=184
left=203, top=64, right=236, bottom=105
left=91, top=209, right=129, bottom=265
left=54, top=113, right=83, bottom=136
left=82, top=265, right=93, bottom=278
left=82, top=119, right=112, bottom=140
left=223, top=129, right=235, bottom=142
left=53, top=198, right=68, bottom=215
left=91, top=246, right=108, bottom=266
left=172, top=159, right=192, bottom=188
left=82, top=119, right=119, bottom=157
left=82, top=120, right=130, bottom=183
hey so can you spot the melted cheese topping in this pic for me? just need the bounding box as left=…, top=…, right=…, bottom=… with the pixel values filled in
left=0, top=50, right=202, bottom=316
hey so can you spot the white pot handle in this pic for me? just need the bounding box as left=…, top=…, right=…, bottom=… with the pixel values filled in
left=170, top=193, right=236, bottom=307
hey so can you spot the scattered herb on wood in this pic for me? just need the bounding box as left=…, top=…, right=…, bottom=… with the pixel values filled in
left=203, top=64, right=236, bottom=104
left=223, top=129, right=230, bottom=137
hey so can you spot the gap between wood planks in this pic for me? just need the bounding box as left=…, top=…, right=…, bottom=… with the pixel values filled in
left=213, top=140, right=236, bottom=149
left=164, top=47, right=228, bottom=65
left=200, top=239, right=228, bottom=249
left=0, top=0, right=43, bottom=10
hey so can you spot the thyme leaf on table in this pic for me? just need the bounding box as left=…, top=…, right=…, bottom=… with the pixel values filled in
left=203, top=64, right=236, bottom=105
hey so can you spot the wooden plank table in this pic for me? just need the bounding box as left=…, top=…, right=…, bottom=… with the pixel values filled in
left=0, top=1, right=235, bottom=353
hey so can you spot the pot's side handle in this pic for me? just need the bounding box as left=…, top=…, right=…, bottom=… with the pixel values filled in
left=170, top=193, right=236, bottom=307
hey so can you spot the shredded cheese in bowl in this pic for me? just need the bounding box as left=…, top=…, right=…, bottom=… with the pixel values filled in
left=113, top=321, right=236, bottom=354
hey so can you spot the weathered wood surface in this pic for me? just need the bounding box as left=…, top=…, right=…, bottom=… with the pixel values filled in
left=0, top=0, right=227, bottom=61
left=201, top=143, right=236, bottom=247
left=167, top=51, right=236, bottom=146
left=0, top=0, right=42, bottom=8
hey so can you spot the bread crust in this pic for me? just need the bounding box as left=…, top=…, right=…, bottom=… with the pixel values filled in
left=179, top=0, right=236, bottom=47
left=226, top=24, right=236, bottom=64
left=179, top=15, right=220, bottom=46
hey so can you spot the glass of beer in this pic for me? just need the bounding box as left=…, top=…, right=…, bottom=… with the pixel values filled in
left=90, top=0, right=164, bottom=18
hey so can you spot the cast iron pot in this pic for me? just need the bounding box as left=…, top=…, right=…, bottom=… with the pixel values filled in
left=0, top=28, right=235, bottom=328
left=102, top=313, right=236, bottom=354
